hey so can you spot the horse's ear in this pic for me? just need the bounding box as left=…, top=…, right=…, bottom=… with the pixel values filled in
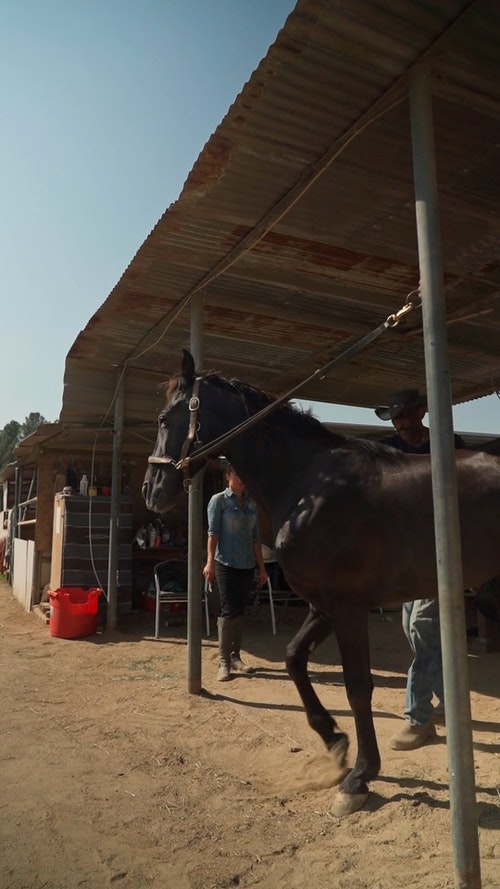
left=181, top=349, right=196, bottom=386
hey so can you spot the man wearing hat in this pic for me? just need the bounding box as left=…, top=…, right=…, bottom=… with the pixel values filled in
left=376, top=389, right=465, bottom=750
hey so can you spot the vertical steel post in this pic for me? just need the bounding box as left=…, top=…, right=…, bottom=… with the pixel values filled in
left=107, top=368, right=125, bottom=631
left=409, top=63, right=481, bottom=889
left=10, top=465, right=21, bottom=580
left=187, top=292, right=204, bottom=694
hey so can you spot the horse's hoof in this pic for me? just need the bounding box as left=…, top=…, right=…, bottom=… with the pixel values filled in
left=331, top=790, right=369, bottom=817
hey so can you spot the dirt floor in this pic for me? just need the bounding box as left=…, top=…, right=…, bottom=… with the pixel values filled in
left=0, top=579, right=499, bottom=889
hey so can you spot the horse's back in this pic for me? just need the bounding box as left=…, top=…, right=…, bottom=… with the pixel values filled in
left=469, top=436, right=500, bottom=455
left=273, top=444, right=500, bottom=612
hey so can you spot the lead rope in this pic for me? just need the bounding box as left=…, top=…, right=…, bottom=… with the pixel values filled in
left=148, top=291, right=422, bottom=481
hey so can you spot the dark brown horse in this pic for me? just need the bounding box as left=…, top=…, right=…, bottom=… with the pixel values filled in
left=143, top=350, right=500, bottom=816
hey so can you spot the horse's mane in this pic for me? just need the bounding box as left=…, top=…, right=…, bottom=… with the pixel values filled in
left=168, top=370, right=500, bottom=463
left=203, top=371, right=404, bottom=466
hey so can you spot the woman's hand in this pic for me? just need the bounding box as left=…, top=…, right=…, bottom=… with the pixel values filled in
left=204, top=536, right=218, bottom=587
left=257, top=565, right=268, bottom=588
left=203, top=561, right=215, bottom=586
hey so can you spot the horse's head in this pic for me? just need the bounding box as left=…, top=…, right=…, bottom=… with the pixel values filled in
left=142, top=350, right=199, bottom=513
left=142, top=349, right=248, bottom=513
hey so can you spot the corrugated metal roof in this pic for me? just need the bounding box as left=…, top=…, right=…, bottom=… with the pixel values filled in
left=60, top=0, right=500, bottom=444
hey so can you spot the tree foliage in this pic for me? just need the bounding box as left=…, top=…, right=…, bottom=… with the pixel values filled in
left=19, top=413, right=46, bottom=442
left=0, top=413, right=47, bottom=472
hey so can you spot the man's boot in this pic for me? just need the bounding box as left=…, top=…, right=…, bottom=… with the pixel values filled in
left=230, top=616, right=255, bottom=674
left=389, top=720, right=437, bottom=750
left=217, top=617, right=232, bottom=681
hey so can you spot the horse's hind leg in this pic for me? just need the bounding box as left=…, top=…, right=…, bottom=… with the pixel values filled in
left=286, top=607, right=349, bottom=779
left=332, top=607, right=381, bottom=816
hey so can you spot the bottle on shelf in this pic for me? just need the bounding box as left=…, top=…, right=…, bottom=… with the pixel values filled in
left=147, top=523, right=157, bottom=549
left=79, top=474, right=89, bottom=495
left=154, top=520, right=162, bottom=548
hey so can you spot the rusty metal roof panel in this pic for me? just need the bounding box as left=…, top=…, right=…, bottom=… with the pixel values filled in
left=59, top=0, right=500, bottom=438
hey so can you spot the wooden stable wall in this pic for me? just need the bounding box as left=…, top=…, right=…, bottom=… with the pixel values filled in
left=16, top=440, right=226, bottom=607
left=12, top=538, right=35, bottom=610
left=36, top=451, right=58, bottom=593
left=29, top=448, right=173, bottom=604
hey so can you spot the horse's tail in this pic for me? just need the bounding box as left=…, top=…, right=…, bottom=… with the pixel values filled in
left=475, top=577, right=500, bottom=623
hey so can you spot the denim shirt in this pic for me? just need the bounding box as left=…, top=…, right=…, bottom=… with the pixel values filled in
left=207, top=488, right=260, bottom=569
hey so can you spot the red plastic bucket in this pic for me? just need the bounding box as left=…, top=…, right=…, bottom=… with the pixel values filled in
left=49, top=587, right=101, bottom=639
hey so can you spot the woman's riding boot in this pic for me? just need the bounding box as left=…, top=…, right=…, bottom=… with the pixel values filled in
left=217, top=617, right=232, bottom=681
left=230, top=616, right=255, bottom=674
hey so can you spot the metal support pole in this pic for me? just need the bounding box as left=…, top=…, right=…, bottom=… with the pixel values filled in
left=107, top=368, right=125, bottom=630
left=10, top=465, right=21, bottom=580
left=187, top=292, right=204, bottom=694
left=409, top=63, right=481, bottom=889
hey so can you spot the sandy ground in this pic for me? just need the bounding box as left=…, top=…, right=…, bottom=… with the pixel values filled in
left=0, top=578, right=499, bottom=889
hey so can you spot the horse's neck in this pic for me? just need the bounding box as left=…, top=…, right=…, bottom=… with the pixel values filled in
left=225, top=426, right=323, bottom=518
left=208, top=384, right=330, bottom=518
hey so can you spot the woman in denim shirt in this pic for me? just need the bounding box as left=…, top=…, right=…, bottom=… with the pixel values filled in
left=203, top=465, right=267, bottom=682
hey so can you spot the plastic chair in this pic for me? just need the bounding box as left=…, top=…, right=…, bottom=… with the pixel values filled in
left=253, top=574, right=301, bottom=635
left=254, top=560, right=302, bottom=635
left=153, top=560, right=210, bottom=639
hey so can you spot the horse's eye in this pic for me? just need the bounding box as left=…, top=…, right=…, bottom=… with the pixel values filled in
left=158, top=412, right=169, bottom=429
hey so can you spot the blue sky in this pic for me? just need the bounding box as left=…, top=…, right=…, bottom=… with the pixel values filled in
left=2, top=0, right=499, bottom=436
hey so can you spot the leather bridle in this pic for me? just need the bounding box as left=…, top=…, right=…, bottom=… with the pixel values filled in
left=147, top=376, right=202, bottom=491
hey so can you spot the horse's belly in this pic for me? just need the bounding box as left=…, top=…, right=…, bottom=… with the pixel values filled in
left=274, top=474, right=500, bottom=611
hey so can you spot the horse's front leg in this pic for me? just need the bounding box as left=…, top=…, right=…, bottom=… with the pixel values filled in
left=285, top=606, right=349, bottom=781
left=331, top=606, right=380, bottom=817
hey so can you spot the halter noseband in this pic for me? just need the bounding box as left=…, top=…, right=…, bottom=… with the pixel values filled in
left=147, top=376, right=202, bottom=491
